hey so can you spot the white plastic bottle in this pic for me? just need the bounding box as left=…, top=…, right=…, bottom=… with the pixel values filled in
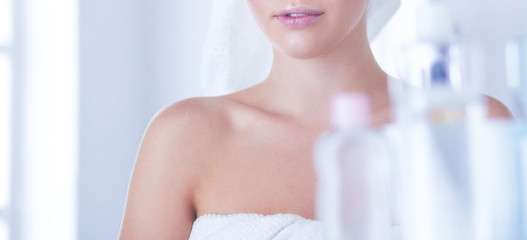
left=314, top=92, right=391, bottom=240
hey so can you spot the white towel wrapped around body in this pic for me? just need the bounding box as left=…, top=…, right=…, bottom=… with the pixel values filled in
left=188, top=213, right=322, bottom=240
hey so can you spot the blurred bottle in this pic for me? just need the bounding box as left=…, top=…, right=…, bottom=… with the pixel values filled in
left=506, top=36, right=527, bottom=121
left=395, top=0, right=484, bottom=125
left=314, top=92, right=392, bottom=240
left=458, top=5, right=526, bottom=240
left=505, top=13, right=527, bottom=239
left=391, top=0, right=484, bottom=239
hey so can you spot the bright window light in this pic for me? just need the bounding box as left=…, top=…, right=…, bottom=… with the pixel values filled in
left=21, top=1, right=78, bottom=239
left=0, top=54, right=11, bottom=209
left=0, top=0, right=13, bottom=45
left=0, top=219, right=8, bottom=240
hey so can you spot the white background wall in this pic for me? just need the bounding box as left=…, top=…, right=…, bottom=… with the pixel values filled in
left=78, top=1, right=211, bottom=239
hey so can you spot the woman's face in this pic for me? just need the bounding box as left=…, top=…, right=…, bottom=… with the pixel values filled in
left=246, top=0, right=368, bottom=59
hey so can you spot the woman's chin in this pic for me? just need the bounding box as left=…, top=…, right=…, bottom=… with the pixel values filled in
left=271, top=33, right=342, bottom=60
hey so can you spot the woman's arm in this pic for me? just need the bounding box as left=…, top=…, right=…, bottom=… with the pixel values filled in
left=119, top=101, right=205, bottom=239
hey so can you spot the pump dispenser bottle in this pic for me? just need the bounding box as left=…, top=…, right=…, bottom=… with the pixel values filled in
left=314, top=92, right=392, bottom=240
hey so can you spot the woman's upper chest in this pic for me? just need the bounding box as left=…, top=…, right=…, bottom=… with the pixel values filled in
left=193, top=114, right=320, bottom=217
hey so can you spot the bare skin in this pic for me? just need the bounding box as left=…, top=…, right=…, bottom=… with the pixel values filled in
left=119, top=1, right=511, bottom=239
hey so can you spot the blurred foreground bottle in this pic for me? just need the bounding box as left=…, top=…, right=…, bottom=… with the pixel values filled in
left=314, top=93, right=392, bottom=240
left=505, top=13, right=527, bottom=239
left=391, top=0, right=484, bottom=239
left=392, top=0, right=526, bottom=239
left=506, top=35, right=527, bottom=121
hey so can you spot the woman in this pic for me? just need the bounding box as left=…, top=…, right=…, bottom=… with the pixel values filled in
left=119, top=0, right=511, bottom=239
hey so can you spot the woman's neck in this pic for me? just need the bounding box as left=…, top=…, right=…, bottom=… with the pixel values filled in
left=251, top=24, right=389, bottom=128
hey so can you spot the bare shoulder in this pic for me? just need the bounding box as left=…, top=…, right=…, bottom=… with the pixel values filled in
left=137, top=97, right=233, bottom=170
left=148, top=97, right=233, bottom=146
left=485, top=96, right=513, bottom=119
left=119, top=97, right=233, bottom=240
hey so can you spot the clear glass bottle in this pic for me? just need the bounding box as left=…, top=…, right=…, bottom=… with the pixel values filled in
left=314, top=92, right=392, bottom=240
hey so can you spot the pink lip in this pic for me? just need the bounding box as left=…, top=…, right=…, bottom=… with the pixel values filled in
left=274, top=7, right=324, bottom=28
